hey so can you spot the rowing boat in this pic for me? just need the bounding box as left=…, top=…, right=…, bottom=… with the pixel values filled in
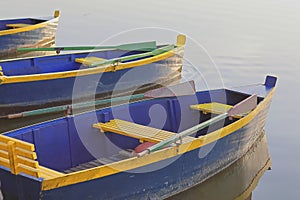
left=0, top=10, right=59, bottom=59
left=0, top=34, right=186, bottom=117
left=0, top=75, right=276, bottom=199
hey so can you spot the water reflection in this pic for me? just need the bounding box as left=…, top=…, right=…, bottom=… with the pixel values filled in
left=167, top=131, right=271, bottom=200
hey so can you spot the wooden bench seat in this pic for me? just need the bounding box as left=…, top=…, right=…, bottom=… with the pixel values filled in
left=190, top=102, right=232, bottom=114
left=190, top=102, right=243, bottom=118
left=93, top=119, right=195, bottom=143
left=6, top=23, right=32, bottom=28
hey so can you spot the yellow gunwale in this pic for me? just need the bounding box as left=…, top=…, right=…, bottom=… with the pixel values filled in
left=0, top=49, right=178, bottom=85
left=0, top=16, right=59, bottom=37
left=40, top=87, right=276, bottom=191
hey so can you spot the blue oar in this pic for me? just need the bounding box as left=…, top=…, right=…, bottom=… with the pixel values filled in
left=137, top=94, right=257, bottom=157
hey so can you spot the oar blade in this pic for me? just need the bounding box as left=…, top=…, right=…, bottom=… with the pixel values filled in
left=144, top=81, right=196, bottom=98
left=118, top=41, right=157, bottom=51
left=228, top=94, right=257, bottom=117
left=18, top=41, right=157, bottom=52
left=151, top=45, right=175, bottom=55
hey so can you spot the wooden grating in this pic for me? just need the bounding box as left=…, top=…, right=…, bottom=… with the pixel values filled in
left=93, top=119, right=194, bottom=143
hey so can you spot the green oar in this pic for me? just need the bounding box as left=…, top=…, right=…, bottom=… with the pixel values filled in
left=17, top=41, right=157, bottom=52
left=137, top=94, right=258, bottom=157
left=5, top=81, right=195, bottom=119
left=89, top=44, right=174, bottom=67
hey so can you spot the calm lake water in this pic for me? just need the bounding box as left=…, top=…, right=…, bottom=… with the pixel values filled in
left=1, top=0, right=299, bottom=199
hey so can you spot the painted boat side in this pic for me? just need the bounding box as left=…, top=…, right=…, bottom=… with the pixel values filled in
left=0, top=168, right=42, bottom=200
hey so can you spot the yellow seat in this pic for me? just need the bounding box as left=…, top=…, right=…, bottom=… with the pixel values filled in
left=75, top=57, right=106, bottom=67
left=190, top=102, right=244, bottom=118
left=6, top=23, right=32, bottom=28
left=93, top=119, right=194, bottom=143
left=190, top=102, right=232, bottom=115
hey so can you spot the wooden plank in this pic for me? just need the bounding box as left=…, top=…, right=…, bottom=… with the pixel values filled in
left=228, top=94, right=257, bottom=117
left=0, top=135, right=34, bottom=151
left=95, top=119, right=195, bottom=144
left=0, top=142, right=8, bottom=152
left=190, top=102, right=232, bottom=115
left=17, top=156, right=39, bottom=169
left=0, top=157, right=10, bottom=168
left=7, top=141, right=17, bottom=175
left=17, top=164, right=40, bottom=178
left=16, top=148, right=37, bottom=160
left=0, top=150, right=8, bottom=159
left=39, top=166, right=64, bottom=179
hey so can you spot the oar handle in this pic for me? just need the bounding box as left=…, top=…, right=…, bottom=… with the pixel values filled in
left=137, top=113, right=228, bottom=157
left=6, top=94, right=145, bottom=119
left=4, top=81, right=195, bottom=119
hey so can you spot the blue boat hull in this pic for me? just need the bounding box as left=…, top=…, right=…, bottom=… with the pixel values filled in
left=41, top=99, right=271, bottom=199
left=0, top=77, right=276, bottom=199
left=0, top=48, right=183, bottom=116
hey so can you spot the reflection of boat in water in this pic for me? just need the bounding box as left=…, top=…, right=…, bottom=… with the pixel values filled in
left=167, top=130, right=271, bottom=200
left=0, top=11, right=59, bottom=60
left=0, top=76, right=276, bottom=199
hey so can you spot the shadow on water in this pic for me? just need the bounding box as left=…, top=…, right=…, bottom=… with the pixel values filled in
left=167, top=131, right=271, bottom=200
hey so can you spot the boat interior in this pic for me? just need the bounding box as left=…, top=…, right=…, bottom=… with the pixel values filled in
left=0, top=18, right=46, bottom=31
left=0, top=46, right=167, bottom=76
left=2, top=88, right=263, bottom=177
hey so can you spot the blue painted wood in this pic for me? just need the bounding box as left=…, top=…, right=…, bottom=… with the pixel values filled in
left=33, top=121, right=72, bottom=171
left=265, top=75, right=277, bottom=88
left=0, top=167, right=42, bottom=200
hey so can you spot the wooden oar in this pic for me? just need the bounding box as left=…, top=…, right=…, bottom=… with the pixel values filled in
left=137, top=94, right=258, bottom=157
left=17, top=41, right=157, bottom=53
left=88, top=45, right=174, bottom=67
left=5, top=81, right=195, bottom=119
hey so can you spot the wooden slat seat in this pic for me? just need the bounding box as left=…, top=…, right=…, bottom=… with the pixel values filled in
left=6, top=23, right=32, bottom=28
left=190, top=102, right=232, bottom=114
left=93, top=119, right=195, bottom=143
left=75, top=57, right=106, bottom=66
left=190, top=102, right=243, bottom=118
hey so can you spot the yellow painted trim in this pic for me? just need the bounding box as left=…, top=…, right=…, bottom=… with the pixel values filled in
left=54, top=10, right=60, bottom=18
left=6, top=23, right=32, bottom=28
left=0, top=49, right=177, bottom=85
left=177, top=34, right=186, bottom=47
left=0, top=134, right=35, bottom=151
left=41, top=88, right=276, bottom=190
left=0, top=16, right=59, bottom=37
